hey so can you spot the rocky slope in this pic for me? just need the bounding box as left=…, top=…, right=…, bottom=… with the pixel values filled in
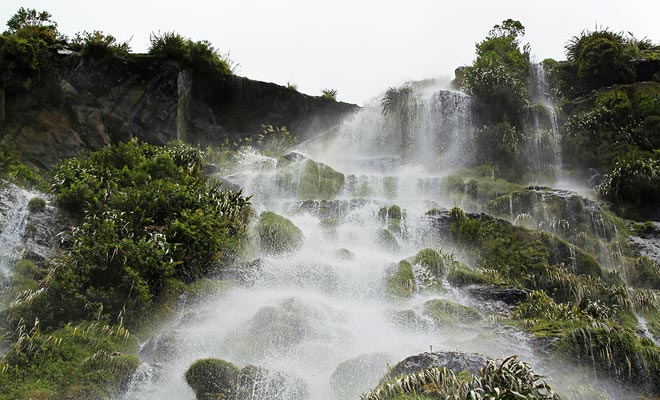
left=0, top=54, right=358, bottom=169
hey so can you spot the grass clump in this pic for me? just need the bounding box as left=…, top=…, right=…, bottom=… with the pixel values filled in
left=423, top=299, right=481, bottom=326
left=27, top=196, right=46, bottom=213
left=362, top=355, right=558, bottom=400
left=149, top=31, right=235, bottom=76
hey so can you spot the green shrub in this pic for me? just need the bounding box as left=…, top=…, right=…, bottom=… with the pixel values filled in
left=362, top=356, right=558, bottom=400
left=565, top=29, right=634, bottom=92
left=27, top=197, right=46, bottom=213
left=321, top=88, right=338, bottom=100
left=0, top=320, right=138, bottom=400
left=148, top=31, right=234, bottom=76
left=386, top=260, right=415, bottom=298
left=71, top=30, right=130, bottom=59
left=597, top=150, right=660, bottom=207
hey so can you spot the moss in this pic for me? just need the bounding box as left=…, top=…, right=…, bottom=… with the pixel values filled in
left=383, top=176, right=398, bottom=199
left=185, top=358, right=240, bottom=400
left=297, top=160, right=344, bottom=200
left=412, top=249, right=448, bottom=279
left=422, top=299, right=481, bottom=326
left=386, top=260, right=416, bottom=298
left=377, top=229, right=399, bottom=252
left=257, top=211, right=304, bottom=255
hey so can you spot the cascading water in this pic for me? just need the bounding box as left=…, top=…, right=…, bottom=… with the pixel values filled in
left=124, top=81, right=631, bottom=400
left=526, top=63, right=562, bottom=182
left=0, top=182, right=36, bottom=301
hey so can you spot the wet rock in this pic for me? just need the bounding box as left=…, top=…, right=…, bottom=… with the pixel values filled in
left=387, top=309, right=433, bottom=331
left=257, top=211, right=304, bottom=256
left=386, top=351, right=487, bottom=379
left=330, top=352, right=393, bottom=400
left=139, top=332, right=184, bottom=363
left=422, top=299, right=482, bottom=326
left=628, top=222, right=660, bottom=265
left=465, top=285, right=530, bottom=306
left=292, top=199, right=370, bottom=219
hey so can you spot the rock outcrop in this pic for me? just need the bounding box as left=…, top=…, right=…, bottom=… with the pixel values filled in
left=1, top=55, right=359, bottom=169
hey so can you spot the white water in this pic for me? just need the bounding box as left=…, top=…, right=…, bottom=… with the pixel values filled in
left=526, top=63, right=562, bottom=182
left=0, top=183, right=35, bottom=277
left=123, top=82, right=626, bottom=400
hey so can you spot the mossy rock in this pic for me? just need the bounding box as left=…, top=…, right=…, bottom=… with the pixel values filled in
left=446, top=265, right=498, bottom=286
left=185, top=358, right=240, bottom=399
left=386, top=260, right=416, bottom=298
left=297, top=160, right=345, bottom=200
left=377, top=229, right=399, bottom=252
left=27, top=197, right=46, bottom=213
left=335, top=248, right=355, bottom=261
left=422, top=299, right=482, bottom=326
left=257, top=211, right=304, bottom=255
left=412, top=248, right=448, bottom=279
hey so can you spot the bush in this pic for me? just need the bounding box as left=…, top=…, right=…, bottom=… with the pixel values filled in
left=27, top=197, right=46, bottom=212
left=321, top=88, right=338, bottom=100
left=148, top=31, right=234, bottom=76
left=32, top=139, right=251, bottom=328
left=597, top=150, right=660, bottom=207
left=565, top=30, right=634, bottom=92
left=70, top=30, right=130, bottom=59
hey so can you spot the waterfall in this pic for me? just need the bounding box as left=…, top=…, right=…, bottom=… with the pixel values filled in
left=526, top=63, right=562, bottom=182
left=0, top=182, right=36, bottom=295
left=123, top=80, right=631, bottom=400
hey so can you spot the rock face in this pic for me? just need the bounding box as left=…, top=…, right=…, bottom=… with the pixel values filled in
left=1, top=55, right=359, bottom=169
left=386, top=351, right=487, bottom=379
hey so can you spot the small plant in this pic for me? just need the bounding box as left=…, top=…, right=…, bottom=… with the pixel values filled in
left=321, top=88, right=338, bottom=100
left=286, top=81, right=298, bottom=91
left=27, top=197, right=46, bottom=213
left=71, top=30, right=130, bottom=59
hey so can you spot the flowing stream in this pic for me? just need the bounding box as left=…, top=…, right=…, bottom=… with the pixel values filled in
left=124, top=79, right=627, bottom=399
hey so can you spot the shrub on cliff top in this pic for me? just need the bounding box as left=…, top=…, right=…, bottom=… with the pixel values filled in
left=148, top=31, right=235, bottom=75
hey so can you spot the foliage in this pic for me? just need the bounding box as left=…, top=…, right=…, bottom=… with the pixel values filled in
left=321, top=88, right=338, bottom=100
left=461, top=19, right=530, bottom=123
left=0, top=319, right=138, bottom=400
left=286, top=82, right=298, bottom=91
left=10, top=140, right=250, bottom=329
left=381, top=85, right=413, bottom=116
left=361, top=355, right=558, bottom=400
left=149, top=31, right=235, bottom=76
left=70, top=30, right=130, bottom=59
left=257, top=211, right=303, bottom=256
left=28, top=197, right=46, bottom=213
left=185, top=358, right=239, bottom=400
left=624, top=256, right=660, bottom=289
left=386, top=260, right=416, bottom=298
left=597, top=150, right=660, bottom=207
left=5, top=8, right=58, bottom=37
left=565, top=29, right=635, bottom=93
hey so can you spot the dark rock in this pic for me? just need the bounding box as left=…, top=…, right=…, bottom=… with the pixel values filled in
left=465, top=285, right=530, bottom=306
left=386, top=351, right=487, bottom=379
left=2, top=54, right=359, bottom=170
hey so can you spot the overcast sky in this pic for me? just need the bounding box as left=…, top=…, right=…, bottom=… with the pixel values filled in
left=2, top=0, right=659, bottom=104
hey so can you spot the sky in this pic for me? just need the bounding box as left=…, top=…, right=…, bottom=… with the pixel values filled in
left=2, top=0, right=659, bottom=105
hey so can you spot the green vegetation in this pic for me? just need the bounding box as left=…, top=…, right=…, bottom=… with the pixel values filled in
left=321, top=88, right=338, bottom=100
left=296, top=159, right=345, bottom=200
left=7, top=140, right=250, bottom=331
left=362, top=356, right=558, bottom=400
left=185, top=358, right=240, bottom=400
left=461, top=19, right=530, bottom=123
left=27, top=196, right=46, bottom=213
left=422, top=299, right=481, bottom=326
left=0, top=320, right=139, bottom=400
left=148, top=31, right=235, bottom=76
left=70, top=31, right=130, bottom=59
left=257, top=211, right=304, bottom=255
left=386, top=260, right=415, bottom=298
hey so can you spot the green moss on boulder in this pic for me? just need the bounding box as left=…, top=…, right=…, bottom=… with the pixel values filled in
left=257, top=211, right=304, bottom=255
left=423, top=299, right=482, bottom=326
left=387, top=260, right=416, bottom=298
left=185, top=358, right=240, bottom=400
